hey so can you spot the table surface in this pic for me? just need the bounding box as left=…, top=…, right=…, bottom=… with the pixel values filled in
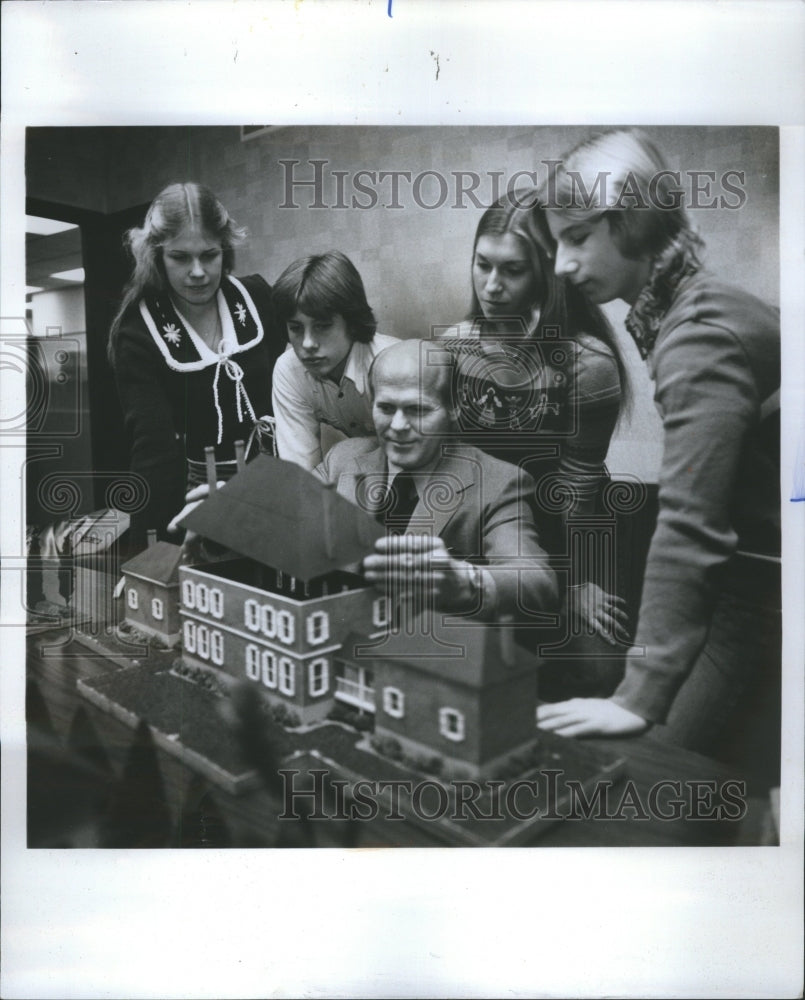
left=26, top=618, right=771, bottom=849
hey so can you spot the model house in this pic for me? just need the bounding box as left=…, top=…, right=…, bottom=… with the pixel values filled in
left=360, top=610, right=538, bottom=778
left=176, top=455, right=538, bottom=772
left=120, top=539, right=184, bottom=646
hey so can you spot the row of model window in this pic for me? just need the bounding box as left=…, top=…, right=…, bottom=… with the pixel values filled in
left=181, top=620, right=465, bottom=741
left=127, top=589, right=167, bottom=619
left=183, top=620, right=225, bottom=664
left=131, top=582, right=392, bottom=643
left=245, top=643, right=323, bottom=696
left=181, top=580, right=225, bottom=617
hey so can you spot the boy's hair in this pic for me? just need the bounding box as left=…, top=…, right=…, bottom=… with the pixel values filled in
left=272, top=250, right=377, bottom=344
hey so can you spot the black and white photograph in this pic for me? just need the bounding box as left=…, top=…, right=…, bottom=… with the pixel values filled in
left=2, top=2, right=803, bottom=998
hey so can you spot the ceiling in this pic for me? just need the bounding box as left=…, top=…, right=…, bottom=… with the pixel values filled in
left=26, top=216, right=84, bottom=296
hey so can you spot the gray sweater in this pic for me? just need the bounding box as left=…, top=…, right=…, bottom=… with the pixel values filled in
left=613, top=270, right=780, bottom=722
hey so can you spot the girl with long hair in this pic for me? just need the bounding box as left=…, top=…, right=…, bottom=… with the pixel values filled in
left=439, top=193, right=633, bottom=691
left=536, top=130, right=781, bottom=787
left=109, top=182, right=283, bottom=551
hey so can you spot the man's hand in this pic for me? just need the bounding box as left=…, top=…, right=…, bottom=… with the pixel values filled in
left=362, top=534, right=480, bottom=612
left=567, top=582, right=629, bottom=646
left=536, top=698, right=649, bottom=738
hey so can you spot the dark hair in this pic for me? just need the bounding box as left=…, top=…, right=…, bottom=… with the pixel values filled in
left=546, top=128, right=704, bottom=263
left=108, top=182, right=245, bottom=363
left=272, top=250, right=377, bottom=344
left=469, top=194, right=631, bottom=414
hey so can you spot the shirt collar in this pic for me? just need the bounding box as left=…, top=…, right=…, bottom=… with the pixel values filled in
left=341, top=339, right=380, bottom=395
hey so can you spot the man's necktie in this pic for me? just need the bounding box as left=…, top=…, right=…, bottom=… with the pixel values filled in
left=381, top=471, right=419, bottom=533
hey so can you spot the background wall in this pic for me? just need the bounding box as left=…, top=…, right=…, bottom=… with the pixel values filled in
left=26, top=125, right=779, bottom=481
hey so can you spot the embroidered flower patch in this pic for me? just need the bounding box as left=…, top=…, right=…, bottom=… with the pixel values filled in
left=162, top=322, right=182, bottom=346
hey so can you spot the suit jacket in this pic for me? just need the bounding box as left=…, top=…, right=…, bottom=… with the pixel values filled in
left=314, top=438, right=557, bottom=621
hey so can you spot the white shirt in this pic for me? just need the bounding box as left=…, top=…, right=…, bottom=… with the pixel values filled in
left=272, top=333, right=398, bottom=469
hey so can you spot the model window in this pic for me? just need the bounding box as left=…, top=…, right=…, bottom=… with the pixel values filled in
left=277, top=610, right=295, bottom=644
left=261, top=604, right=276, bottom=638
left=372, top=596, right=390, bottom=627
left=182, top=579, right=195, bottom=609
left=195, top=582, right=209, bottom=614
left=308, top=657, right=329, bottom=696
left=261, top=650, right=278, bottom=688
left=439, top=707, right=465, bottom=742
left=127, top=587, right=139, bottom=610
left=244, top=599, right=260, bottom=631
left=245, top=644, right=260, bottom=681
left=383, top=686, right=405, bottom=718
left=279, top=657, right=295, bottom=696
left=151, top=597, right=164, bottom=620
left=210, top=630, right=224, bottom=665
left=209, top=587, right=224, bottom=619
left=306, top=611, right=330, bottom=645
left=183, top=620, right=197, bottom=653
left=197, top=624, right=210, bottom=659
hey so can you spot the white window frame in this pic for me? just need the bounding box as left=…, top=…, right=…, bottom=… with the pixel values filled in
left=246, top=644, right=260, bottom=681
left=244, top=599, right=260, bottom=632
left=308, top=657, right=329, bottom=696
left=210, top=630, right=224, bottom=665
left=261, top=650, right=278, bottom=688
left=127, top=587, right=139, bottom=610
left=279, top=657, right=295, bottom=696
left=261, top=604, right=276, bottom=638
left=209, top=587, right=224, bottom=619
left=372, top=596, right=390, bottom=627
left=183, top=620, right=196, bottom=653
left=151, top=597, right=164, bottom=621
left=383, top=686, right=405, bottom=719
left=182, top=579, right=195, bottom=609
left=197, top=624, right=210, bottom=659
left=439, top=707, right=465, bottom=742
left=306, top=610, right=330, bottom=646
left=195, top=582, right=209, bottom=614
left=277, top=610, right=295, bottom=645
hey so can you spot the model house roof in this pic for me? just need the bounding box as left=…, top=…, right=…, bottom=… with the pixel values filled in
left=122, top=540, right=183, bottom=585
left=180, top=455, right=384, bottom=582
left=346, top=608, right=533, bottom=687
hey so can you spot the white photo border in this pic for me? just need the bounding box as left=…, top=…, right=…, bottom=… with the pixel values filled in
left=2, top=2, right=803, bottom=998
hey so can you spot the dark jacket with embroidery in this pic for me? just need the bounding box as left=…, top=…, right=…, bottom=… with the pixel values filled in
left=613, top=268, right=780, bottom=723
left=112, top=273, right=283, bottom=549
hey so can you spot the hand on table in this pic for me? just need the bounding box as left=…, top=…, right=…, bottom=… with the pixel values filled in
left=567, top=582, right=629, bottom=646
left=362, top=534, right=479, bottom=612
left=536, top=698, right=649, bottom=738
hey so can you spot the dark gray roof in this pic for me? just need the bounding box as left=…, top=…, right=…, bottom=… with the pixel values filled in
left=180, top=455, right=384, bottom=581
left=368, top=609, right=533, bottom=688
left=122, top=541, right=183, bottom=585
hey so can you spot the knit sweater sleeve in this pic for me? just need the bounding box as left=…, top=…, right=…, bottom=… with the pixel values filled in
left=560, top=335, right=621, bottom=517
left=612, top=317, right=759, bottom=722
left=113, top=315, right=185, bottom=548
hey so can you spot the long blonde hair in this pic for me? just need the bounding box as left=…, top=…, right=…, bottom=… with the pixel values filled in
left=108, top=183, right=246, bottom=364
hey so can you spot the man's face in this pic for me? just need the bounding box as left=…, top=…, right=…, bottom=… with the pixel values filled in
left=372, top=365, right=453, bottom=471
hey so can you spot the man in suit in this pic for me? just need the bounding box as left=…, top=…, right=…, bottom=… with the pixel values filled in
left=314, top=338, right=557, bottom=620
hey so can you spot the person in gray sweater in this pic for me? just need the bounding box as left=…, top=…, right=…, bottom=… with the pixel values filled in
left=536, top=130, right=780, bottom=786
